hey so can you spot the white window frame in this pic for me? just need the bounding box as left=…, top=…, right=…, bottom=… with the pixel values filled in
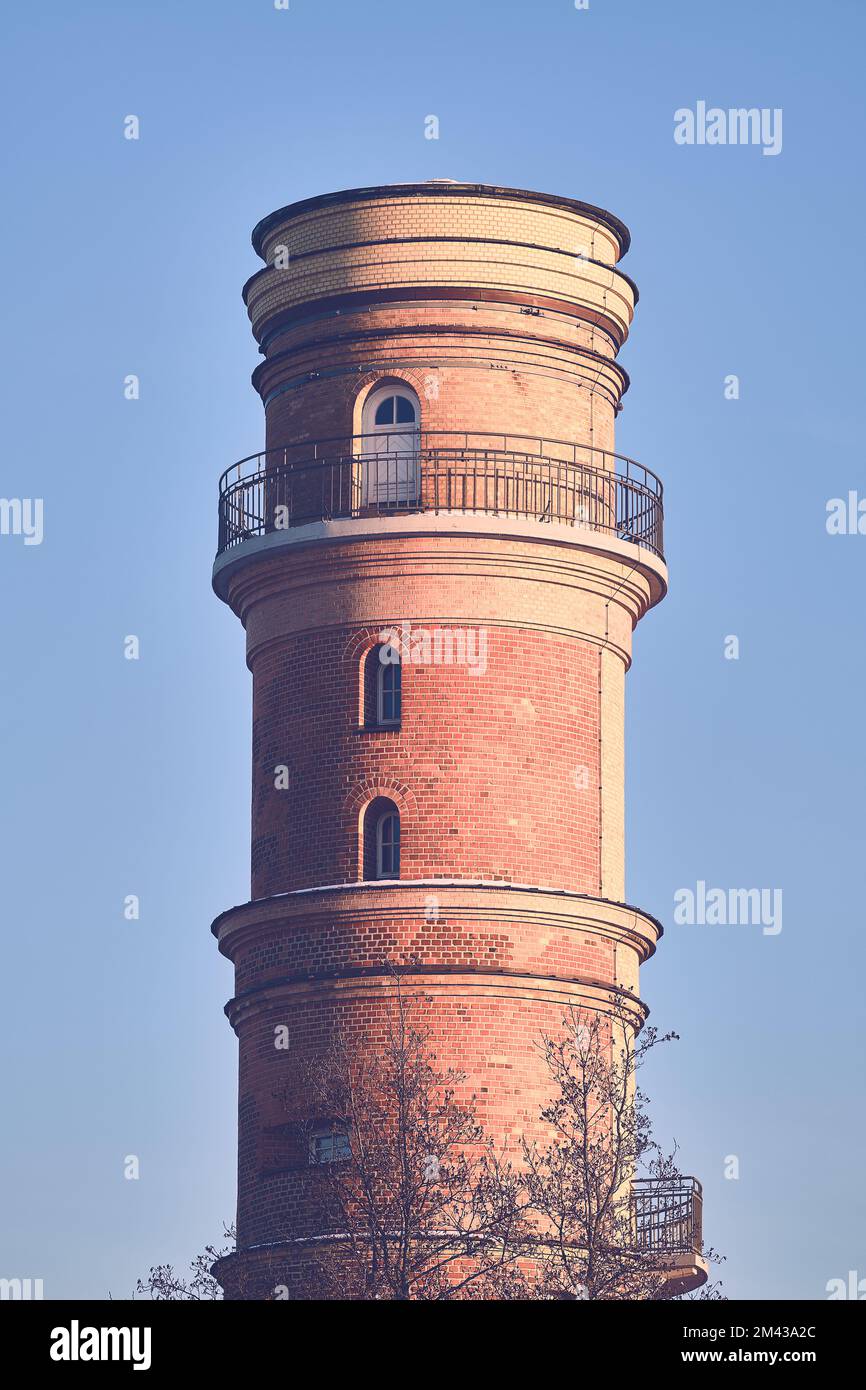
left=363, top=384, right=419, bottom=435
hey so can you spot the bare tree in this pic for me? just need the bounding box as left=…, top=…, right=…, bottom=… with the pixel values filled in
left=520, top=1001, right=723, bottom=1300
left=134, top=1225, right=236, bottom=1301
left=136, top=991, right=723, bottom=1301
left=299, top=968, right=529, bottom=1300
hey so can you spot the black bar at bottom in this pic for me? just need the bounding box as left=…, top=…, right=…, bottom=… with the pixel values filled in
left=2, top=1297, right=860, bottom=1376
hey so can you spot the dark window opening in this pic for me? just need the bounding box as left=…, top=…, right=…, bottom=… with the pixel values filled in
left=373, top=393, right=417, bottom=427
left=362, top=797, right=401, bottom=881
left=363, top=644, right=401, bottom=728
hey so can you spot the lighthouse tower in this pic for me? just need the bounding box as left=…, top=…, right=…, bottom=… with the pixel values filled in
left=211, top=182, right=704, bottom=1298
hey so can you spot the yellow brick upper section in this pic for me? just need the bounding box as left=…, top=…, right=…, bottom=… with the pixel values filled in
left=247, top=190, right=636, bottom=342
left=258, top=193, right=623, bottom=266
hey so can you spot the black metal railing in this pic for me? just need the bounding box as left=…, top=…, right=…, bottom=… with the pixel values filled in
left=632, top=1177, right=703, bottom=1255
left=216, top=431, right=664, bottom=561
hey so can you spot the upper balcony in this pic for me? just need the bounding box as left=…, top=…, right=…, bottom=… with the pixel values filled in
left=216, top=431, right=664, bottom=565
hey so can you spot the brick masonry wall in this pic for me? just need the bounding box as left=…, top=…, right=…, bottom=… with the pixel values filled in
left=213, top=881, right=659, bottom=1277
left=250, top=624, right=600, bottom=898
left=234, top=988, right=607, bottom=1249
left=261, top=342, right=621, bottom=459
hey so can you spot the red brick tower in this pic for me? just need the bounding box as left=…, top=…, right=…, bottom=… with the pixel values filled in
left=211, top=182, right=704, bottom=1297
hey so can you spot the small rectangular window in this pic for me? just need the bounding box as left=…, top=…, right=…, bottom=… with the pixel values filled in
left=310, top=1126, right=351, bottom=1165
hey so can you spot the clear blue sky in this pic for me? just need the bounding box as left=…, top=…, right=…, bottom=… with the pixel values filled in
left=1, top=0, right=863, bottom=1301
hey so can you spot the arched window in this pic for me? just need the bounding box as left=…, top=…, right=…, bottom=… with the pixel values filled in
left=376, top=809, right=400, bottom=879
left=362, top=797, right=401, bottom=880
left=360, top=384, right=420, bottom=507
left=378, top=657, right=401, bottom=725
left=363, top=642, right=401, bottom=728
left=373, top=393, right=418, bottom=426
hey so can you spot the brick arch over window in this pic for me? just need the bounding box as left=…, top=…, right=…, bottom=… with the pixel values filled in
left=341, top=627, right=404, bottom=727
left=362, top=797, right=401, bottom=880
left=351, top=371, right=429, bottom=439
left=343, top=779, right=416, bottom=882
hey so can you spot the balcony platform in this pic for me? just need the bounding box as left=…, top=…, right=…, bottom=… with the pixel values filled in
left=214, top=432, right=666, bottom=604
left=216, top=433, right=663, bottom=555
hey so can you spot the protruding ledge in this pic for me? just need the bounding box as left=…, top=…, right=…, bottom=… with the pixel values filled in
left=654, top=1253, right=710, bottom=1297
left=212, top=512, right=668, bottom=611
left=212, top=880, right=663, bottom=960
left=212, top=1238, right=707, bottom=1300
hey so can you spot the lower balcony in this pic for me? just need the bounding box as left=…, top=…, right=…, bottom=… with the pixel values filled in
left=632, top=1176, right=707, bottom=1294
left=216, top=431, right=664, bottom=562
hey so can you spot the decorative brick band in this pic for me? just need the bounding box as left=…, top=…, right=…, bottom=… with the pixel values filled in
left=213, top=879, right=662, bottom=949
left=223, top=969, right=649, bottom=1035
left=242, top=243, right=638, bottom=306
left=213, top=882, right=662, bottom=1019
left=248, top=283, right=634, bottom=352
left=250, top=182, right=632, bottom=260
